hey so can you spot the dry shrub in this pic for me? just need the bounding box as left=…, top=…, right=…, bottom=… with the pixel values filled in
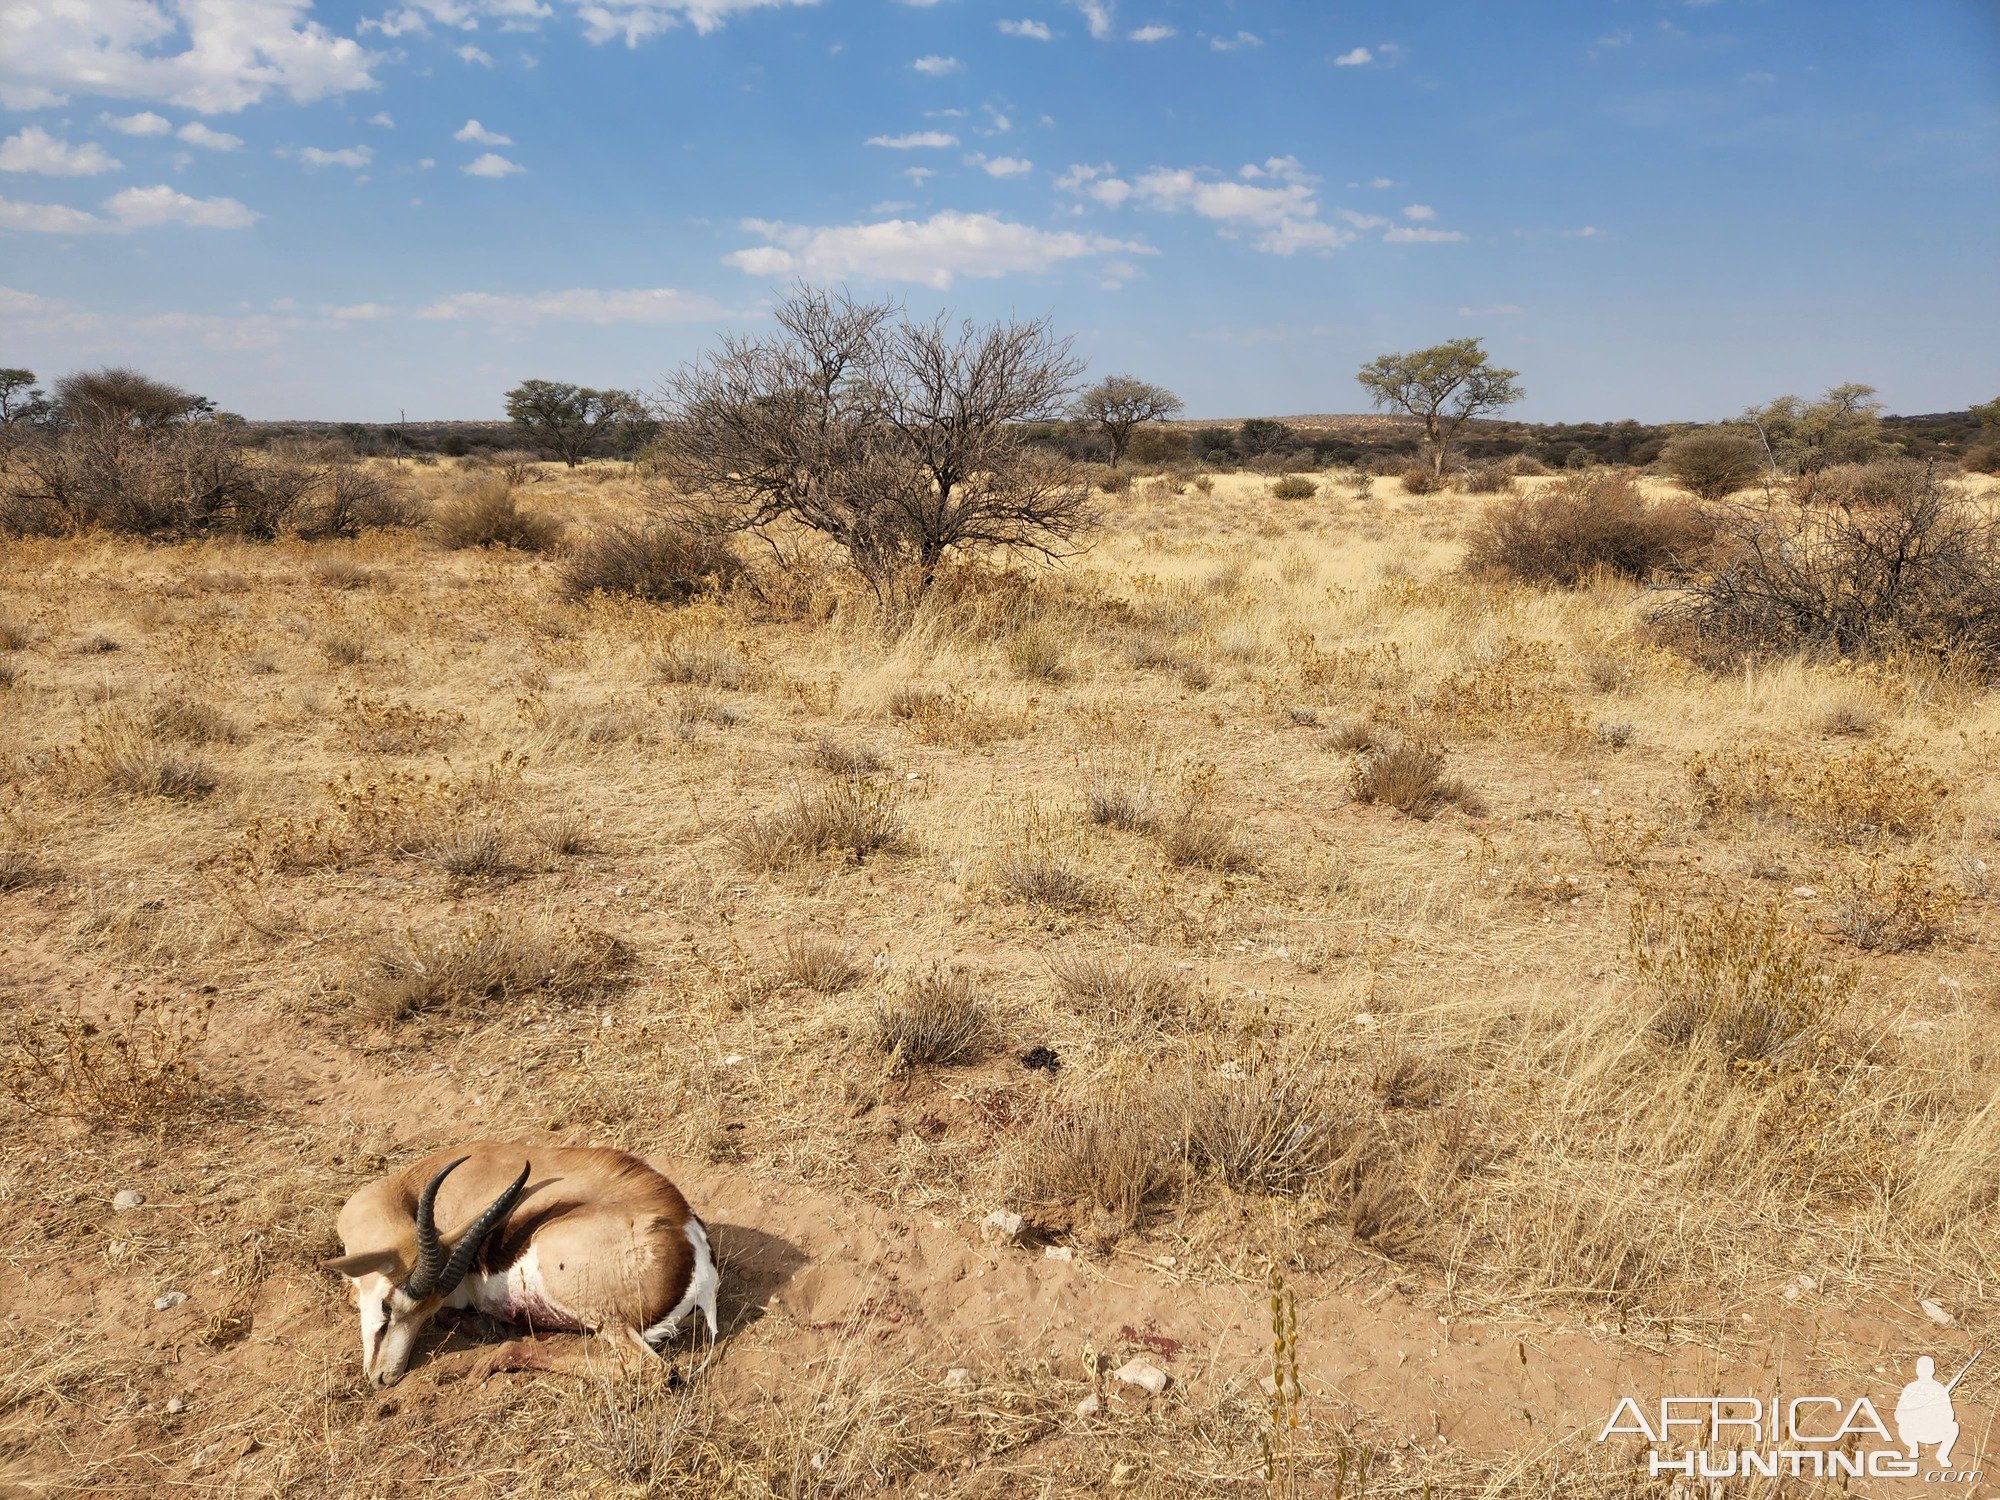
left=241, top=755, right=527, bottom=872
left=735, top=779, right=905, bottom=869
left=338, top=690, right=465, bottom=755
left=0, top=848, right=48, bottom=891
left=1351, top=742, right=1478, bottom=819
left=352, top=912, right=627, bottom=1025
left=1634, top=899, right=1853, bottom=1066
left=431, top=474, right=563, bottom=551
left=772, top=934, right=861, bottom=993
left=810, top=736, right=886, bottom=775
left=1399, top=465, right=1442, bottom=495
left=1269, top=475, right=1318, bottom=501
left=319, top=629, right=368, bottom=666
left=1504, top=452, right=1551, bottom=476
left=147, top=691, right=236, bottom=745
left=560, top=521, right=741, bottom=604
left=884, top=684, right=1019, bottom=747
left=1083, top=769, right=1154, bottom=831
left=1650, top=460, right=2000, bottom=670
left=1001, top=620, right=1071, bottom=682
left=1686, top=742, right=1953, bottom=842
left=1, top=425, right=413, bottom=540
left=310, top=554, right=377, bottom=590
left=1458, top=463, right=1515, bottom=495
left=871, top=965, right=987, bottom=1070
left=0, top=615, right=32, bottom=651
left=1463, top=469, right=1711, bottom=586
left=996, top=847, right=1099, bottom=911
left=1, top=992, right=214, bottom=1127
left=1096, top=468, right=1133, bottom=495
left=1158, top=811, right=1256, bottom=870
left=1049, top=951, right=1195, bottom=1031
left=1011, top=1092, right=1182, bottom=1241
left=72, top=716, right=218, bottom=798
left=654, top=640, right=748, bottom=688
left=1830, top=855, right=1962, bottom=951
left=1179, top=1056, right=1349, bottom=1195
left=1659, top=429, right=1764, bottom=501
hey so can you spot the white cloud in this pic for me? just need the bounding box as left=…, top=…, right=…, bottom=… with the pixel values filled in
left=725, top=210, right=1149, bottom=289
left=911, top=54, right=960, bottom=76
left=901, top=166, right=934, bottom=183
left=1128, top=24, right=1172, bottom=42
left=867, top=130, right=958, bottom=149
left=1401, top=203, right=1434, bottom=221
left=329, top=301, right=393, bottom=319
left=998, top=18, right=1051, bottom=39
left=1064, top=154, right=1363, bottom=256
left=1382, top=225, right=1463, bottom=243
left=1563, top=225, right=1601, bottom=238
left=1367, top=175, right=1394, bottom=188
left=571, top=0, right=818, bottom=47
left=972, top=154, right=1033, bottom=178
left=0, top=126, right=121, bottom=175
left=1054, top=161, right=1131, bottom=206
left=1457, top=304, right=1522, bottom=317
left=1333, top=46, right=1372, bottom=66
left=457, top=43, right=495, bottom=64
left=0, top=0, right=378, bottom=113
left=368, top=111, right=396, bottom=126
left=1210, top=30, right=1258, bottom=50
left=419, top=286, right=724, bottom=323
left=0, top=183, right=257, bottom=231
left=455, top=118, right=512, bottom=144
left=106, top=110, right=172, bottom=135
left=178, top=121, right=243, bottom=150
left=1070, top=0, right=1112, bottom=40
left=463, top=151, right=523, bottom=176
left=294, top=144, right=373, bottom=167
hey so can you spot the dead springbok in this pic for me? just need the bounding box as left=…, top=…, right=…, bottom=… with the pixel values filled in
left=327, top=1142, right=717, bottom=1386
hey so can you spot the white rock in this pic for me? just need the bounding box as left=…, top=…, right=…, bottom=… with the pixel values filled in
left=1044, top=1245, right=1074, bottom=1262
left=1921, top=1298, right=1955, bottom=1327
left=1075, top=1392, right=1102, bottom=1418
left=980, top=1209, right=1026, bottom=1244
left=112, top=1189, right=146, bottom=1212
left=153, top=1291, right=188, bottom=1311
left=1352, top=1012, right=1379, bottom=1029
left=1114, top=1359, right=1169, bottom=1395
left=165, top=1397, right=187, bottom=1414
left=1791, top=886, right=1818, bottom=899
left=943, top=1367, right=977, bottom=1391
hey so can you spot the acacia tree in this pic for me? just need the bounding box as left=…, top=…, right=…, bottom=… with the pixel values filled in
left=1355, top=338, right=1523, bottom=481
left=56, top=367, right=214, bottom=430
left=1072, top=374, right=1182, bottom=467
left=503, top=379, right=648, bottom=466
left=651, top=286, right=1088, bottom=602
left=1742, top=383, right=1886, bottom=479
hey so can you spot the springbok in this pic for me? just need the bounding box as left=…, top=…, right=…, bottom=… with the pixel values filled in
left=327, top=1141, right=717, bottom=1386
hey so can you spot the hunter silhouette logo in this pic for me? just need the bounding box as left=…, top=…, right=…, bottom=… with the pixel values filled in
left=1896, top=1352, right=1976, bottom=1467
left=1598, top=1350, right=1985, bottom=1484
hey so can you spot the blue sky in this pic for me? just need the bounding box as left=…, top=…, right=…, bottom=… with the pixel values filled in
left=1, top=0, right=1995, bottom=421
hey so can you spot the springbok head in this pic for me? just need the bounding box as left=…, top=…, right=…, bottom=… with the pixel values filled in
left=327, top=1157, right=529, bottom=1386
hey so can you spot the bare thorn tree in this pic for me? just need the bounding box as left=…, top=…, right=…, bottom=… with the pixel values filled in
left=1072, top=374, right=1183, bottom=467
left=651, top=286, right=1090, bottom=602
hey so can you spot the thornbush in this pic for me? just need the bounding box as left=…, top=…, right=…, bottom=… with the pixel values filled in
left=1269, top=475, right=1318, bottom=501
left=431, top=475, right=563, bottom=551
left=1463, top=468, right=1711, bottom=586
left=560, top=521, right=742, bottom=603
left=1648, top=460, right=2000, bottom=669
left=1399, top=464, right=1443, bottom=495
left=1660, top=430, right=1765, bottom=501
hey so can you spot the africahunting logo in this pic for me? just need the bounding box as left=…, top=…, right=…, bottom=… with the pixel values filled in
left=1597, top=1351, right=1983, bottom=1483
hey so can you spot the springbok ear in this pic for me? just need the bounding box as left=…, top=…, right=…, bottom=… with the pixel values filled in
left=324, top=1250, right=402, bottom=1279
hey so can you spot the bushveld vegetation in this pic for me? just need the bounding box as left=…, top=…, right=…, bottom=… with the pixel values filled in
left=2, top=348, right=2000, bottom=1495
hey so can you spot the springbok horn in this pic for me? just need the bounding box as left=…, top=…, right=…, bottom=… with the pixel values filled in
left=400, top=1157, right=468, bottom=1300
left=433, top=1162, right=531, bottom=1300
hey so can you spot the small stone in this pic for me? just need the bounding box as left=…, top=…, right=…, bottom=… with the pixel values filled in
left=1921, top=1298, right=1955, bottom=1327
left=1791, top=886, right=1818, bottom=899
left=1797, top=1275, right=1816, bottom=1291
left=1783, top=1285, right=1801, bottom=1302
left=1044, top=1245, right=1074, bottom=1262
left=980, top=1209, right=1026, bottom=1245
left=153, top=1291, right=188, bottom=1311
left=1075, top=1392, right=1102, bottom=1418
left=943, top=1367, right=977, bottom=1391
left=112, top=1189, right=146, bottom=1213
left=1113, top=1359, right=1169, bottom=1395
left=1351, top=1012, right=1379, bottom=1029
left=165, top=1397, right=187, bottom=1415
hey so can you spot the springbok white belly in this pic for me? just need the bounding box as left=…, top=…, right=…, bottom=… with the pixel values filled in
left=458, top=1246, right=585, bottom=1332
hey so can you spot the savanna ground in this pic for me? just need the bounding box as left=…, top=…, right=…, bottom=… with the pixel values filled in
left=4, top=460, right=2000, bottom=1497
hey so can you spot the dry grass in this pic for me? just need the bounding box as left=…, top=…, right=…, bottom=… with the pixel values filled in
left=0, top=991, right=215, bottom=1127
left=432, top=474, right=563, bottom=551
left=5, top=458, right=2000, bottom=1495
left=1350, top=741, right=1479, bottom=819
